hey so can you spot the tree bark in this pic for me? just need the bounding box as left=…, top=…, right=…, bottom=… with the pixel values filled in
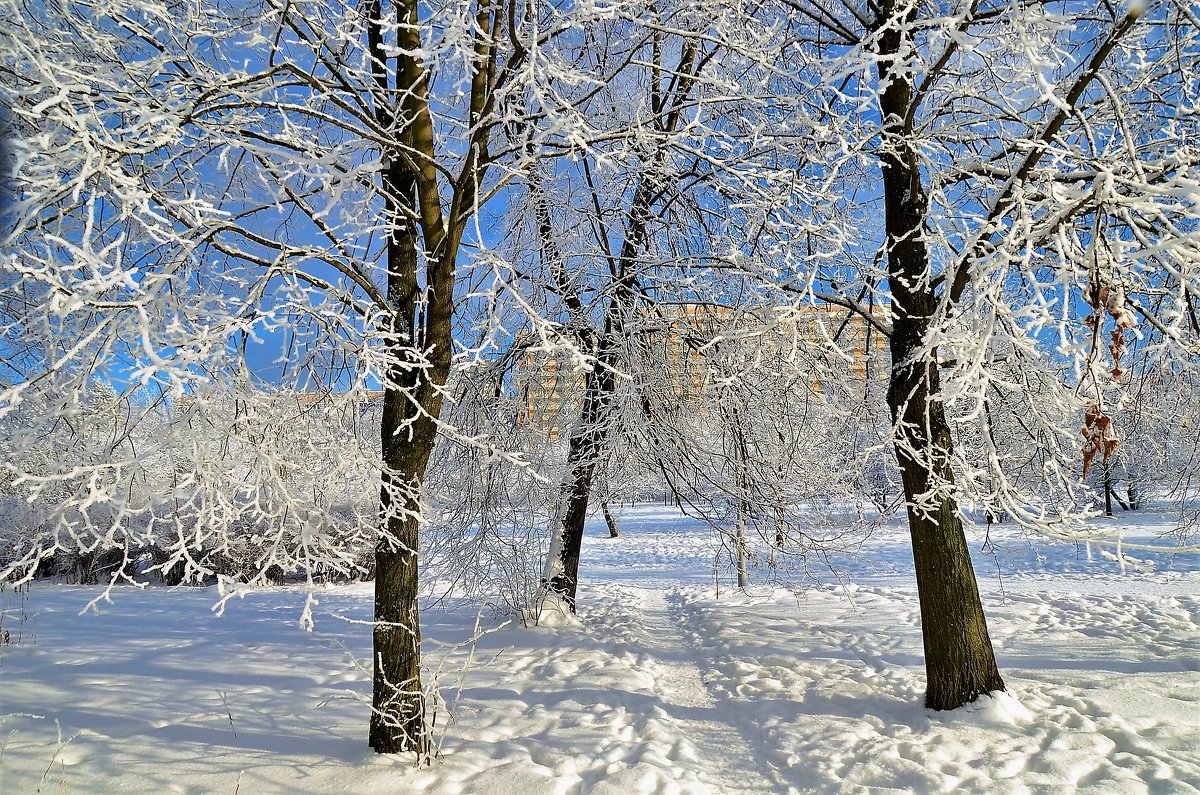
left=877, top=4, right=1005, bottom=710
left=886, top=335, right=1006, bottom=708
left=369, top=247, right=453, bottom=751
left=539, top=40, right=700, bottom=612
left=363, top=0, right=430, bottom=752
left=1103, top=459, right=1115, bottom=516
left=369, top=150, right=442, bottom=752
left=735, top=500, right=750, bottom=588
left=545, top=340, right=618, bottom=609
left=731, top=405, right=751, bottom=588
left=363, top=0, right=491, bottom=750
left=371, top=514, right=424, bottom=754
left=602, top=500, right=620, bottom=538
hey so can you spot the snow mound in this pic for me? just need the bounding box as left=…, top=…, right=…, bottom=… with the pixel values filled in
left=949, top=690, right=1036, bottom=727
left=523, top=592, right=582, bottom=627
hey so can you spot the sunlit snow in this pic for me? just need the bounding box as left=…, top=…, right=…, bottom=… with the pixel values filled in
left=2, top=505, right=1198, bottom=793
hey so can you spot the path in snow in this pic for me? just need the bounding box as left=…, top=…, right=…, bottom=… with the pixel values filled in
left=628, top=585, right=783, bottom=794
left=423, top=582, right=785, bottom=795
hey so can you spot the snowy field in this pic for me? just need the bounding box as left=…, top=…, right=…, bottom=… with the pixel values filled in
left=2, top=506, right=1199, bottom=793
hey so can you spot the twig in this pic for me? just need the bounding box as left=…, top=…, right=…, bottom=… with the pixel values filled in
left=218, top=691, right=237, bottom=740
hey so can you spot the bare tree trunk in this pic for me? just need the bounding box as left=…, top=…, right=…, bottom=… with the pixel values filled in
left=732, top=406, right=751, bottom=588
left=370, top=254, right=453, bottom=752
left=371, top=511, right=424, bottom=754
left=886, top=339, right=1005, bottom=708
left=735, top=499, right=749, bottom=588
left=362, top=0, right=429, bottom=753
left=369, top=150, right=446, bottom=752
left=877, top=5, right=1005, bottom=710
left=774, top=486, right=786, bottom=549
left=365, top=0, right=467, bottom=740
left=1103, top=458, right=1115, bottom=516
left=602, top=500, right=620, bottom=538
left=538, top=39, right=701, bottom=612
left=545, top=345, right=617, bottom=609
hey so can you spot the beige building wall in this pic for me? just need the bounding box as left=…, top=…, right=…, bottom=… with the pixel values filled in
left=514, top=303, right=888, bottom=439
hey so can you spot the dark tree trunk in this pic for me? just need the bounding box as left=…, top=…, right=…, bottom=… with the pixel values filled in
left=602, top=501, right=620, bottom=538
left=1104, top=459, right=1132, bottom=512
left=368, top=172, right=426, bottom=751
left=876, top=4, right=1005, bottom=710
left=538, top=41, right=700, bottom=612
left=368, top=149, right=452, bottom=753
left=363, top=0, right=431, bottom=754
left=774, top=469, right=787, bottom=547
left=370, top=356, right=442, bottom=752
left=362, top=0, right=498, bottom=754
left=886, top=336, right=1006, bottom=708
left=730, top=404, right=751, bottom=588
left=546, top=343, right=617, bottom=609
left=371, top=515, right=424, bottom=754
left=1103, top=459, right=1114, bottom=516
left=539, top=162, right=650, bottom=612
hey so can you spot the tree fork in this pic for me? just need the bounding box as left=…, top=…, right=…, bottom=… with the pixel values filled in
left=540, top=37, right=702, bottom=611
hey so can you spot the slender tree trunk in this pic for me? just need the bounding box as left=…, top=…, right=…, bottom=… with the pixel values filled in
left=368, top=136, right=424, bottom=750
left=735, top=500, right=749, bottom=588
left=370, top=307, right=451, bottom=754
left=538, top=39, right=700, bottom=611
left=731, top=405, right=751, bottom=588
left=361, top=0, right=495, bottom=755
left=531, top=166, right=618, bottom=608
left=774, top=482, right=786, bottom=548
left=368, top=154, right=452, bottom=753
left=369, top=173, right=429, bottom=751
left=364, top=0, right=431, bottom=752
left=877, top=5, right=1005, bottom=710
left=545, top=344, right=617, bottom=610
left=371, top=320, right=445, bottom=753
left=1103, top=459, right=1115, bottom=516
left=602, top=500, right=620, bottom=538
left=371, top=509, right=424, bottom=754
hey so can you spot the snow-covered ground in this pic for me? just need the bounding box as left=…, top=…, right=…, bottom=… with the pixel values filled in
left=2, top=506, right=1199, bottom=793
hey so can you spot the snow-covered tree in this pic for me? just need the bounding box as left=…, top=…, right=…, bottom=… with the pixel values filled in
left=634, top=302, right=892, bottom=586
left=0, top=0, right=695, bottom=755
left=500, top=7, right=780, bottom=609
left=757, top=0, right=1200, bottom=709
